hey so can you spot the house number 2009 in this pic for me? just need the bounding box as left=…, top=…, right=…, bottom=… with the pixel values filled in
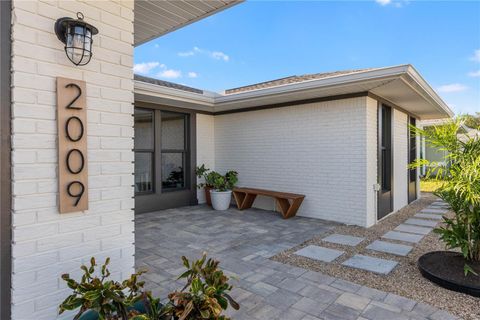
left=57, top=78, right=89, bottom=213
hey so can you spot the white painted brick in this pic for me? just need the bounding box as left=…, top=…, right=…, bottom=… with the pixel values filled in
left=14, top=222, right=58, bottom=242
left=13, top=194, right=57, bottom=211
left=10, top=2, right=134, bottom=318
left=59, top=216, right=101, bottom=233
left=214, top=98, right=369, bottom=226
left=100, top=112, right=132, bottom=126
left=12, top=150, right=36, bottom=164
left=13, top=251, right=59, bottom=273
left=100, top=137, right=133, bottom=149
left=37, top=232, right=83, bottom=252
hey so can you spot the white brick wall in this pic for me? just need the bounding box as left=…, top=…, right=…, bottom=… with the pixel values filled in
left=365, top=97, right=378, bottom=227
left=10, top=1, right=135, bottom=319
left=214, top=97, right=371, bottom=226
left=393, top=109, right=409, bottom=211
left=196, top=114, right=215, bottom=203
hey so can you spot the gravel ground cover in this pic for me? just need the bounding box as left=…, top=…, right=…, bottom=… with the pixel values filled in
left=272, top=193, right=480, bottom=320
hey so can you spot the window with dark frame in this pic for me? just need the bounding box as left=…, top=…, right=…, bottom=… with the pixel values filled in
left=134, top=108, right=154, bottom=194
left=409, top=117, right=417, bottom=182
left=160, top=111, right=188, bottom=191
left=381, top=105, right=392, bottom=191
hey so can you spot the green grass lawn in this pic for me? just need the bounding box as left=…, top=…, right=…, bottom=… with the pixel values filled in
left=420, top=179, right=445, bottom=193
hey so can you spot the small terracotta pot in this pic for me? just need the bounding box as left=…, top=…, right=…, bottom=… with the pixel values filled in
left=204, top=186, right=212, bottom=206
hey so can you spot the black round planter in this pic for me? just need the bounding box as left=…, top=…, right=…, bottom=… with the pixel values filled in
left=418, top=251, right=480, bottom=297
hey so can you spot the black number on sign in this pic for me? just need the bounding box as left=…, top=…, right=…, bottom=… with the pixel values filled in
left=65, top=83, right=82, bottom=109
left=67, top=181, right=84, bottom=206
left=66, top=149, right=85, bottom=174
left=65, top=116, right=84, bottom=142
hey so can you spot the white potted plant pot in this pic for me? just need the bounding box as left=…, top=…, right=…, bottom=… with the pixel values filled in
left=210, top=190, right=232, bottom=210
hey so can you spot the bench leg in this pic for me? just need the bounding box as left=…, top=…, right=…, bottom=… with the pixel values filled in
left=242, top=193, right=257, bottom=210
left=276, top=197, right=304, bottom=219
left=284, top=198, right=304, bottom=219
left=233, top=191, right=256, bottom=210
left=233, top=191, right=246, bottom=209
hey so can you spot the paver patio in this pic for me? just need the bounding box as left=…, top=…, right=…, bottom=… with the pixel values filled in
left=135, top=205, right=456, bottom=319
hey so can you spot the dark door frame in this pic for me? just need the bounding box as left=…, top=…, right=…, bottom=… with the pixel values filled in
left=408, top=116, right=417, bottom=203
left=0, top=0, right=12, bottom=318
left=134, top=101, right=197, bottom=213
left=377, top=102, right=393, bottom=220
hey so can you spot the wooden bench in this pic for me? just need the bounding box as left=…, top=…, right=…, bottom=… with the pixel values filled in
left=232, top=187, right=305, bottom=219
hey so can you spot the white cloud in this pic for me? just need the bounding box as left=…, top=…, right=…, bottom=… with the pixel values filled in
left=375, top=0, right=408, bottom=7
left=211, top=51, right=229, bottom=61
left=178, top=47, right=230, bottom=62
left=468, top=70, right=480, bottom=77
left=133, top=62, right=163, bottom=74
left=471, top=49, right=480, bottom=62
left=187, top=72, right=198, bottom=78
left=436, top=83, right=468, bottom=93
left=157, top=69, right=182, bottom=79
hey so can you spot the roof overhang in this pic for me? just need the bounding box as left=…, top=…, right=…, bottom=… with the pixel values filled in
left=134, top=0, right=243, bottom=46
left=134, top=65, right=454, bottom=119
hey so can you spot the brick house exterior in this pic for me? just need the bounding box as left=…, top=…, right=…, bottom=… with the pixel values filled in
left=0, top=1, right=453, bottom=319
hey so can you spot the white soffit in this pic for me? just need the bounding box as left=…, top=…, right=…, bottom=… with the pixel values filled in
left=134, top=0, right=242, bottom=46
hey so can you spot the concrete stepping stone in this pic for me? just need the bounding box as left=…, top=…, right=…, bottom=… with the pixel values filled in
left=431, top=201, right=448, bottom=206
left=366, top=240, right=413, bottom=256
left=414, top=213, right=443, bottom=220
left=323, top=234, right=365, bottom=246
left=382, top=231, right=424, bottom=243
left=421, top=208, right=448, bottom=214
left=394, top=224, right=432, bottom=235
left=342, top=254, right=398, bottom=274
left=405, top=218, right=438, bottom=228
left=294, top=245, right=344, bottom=262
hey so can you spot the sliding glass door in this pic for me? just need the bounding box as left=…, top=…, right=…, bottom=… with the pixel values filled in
left=134, top=106, right=196, bottom=213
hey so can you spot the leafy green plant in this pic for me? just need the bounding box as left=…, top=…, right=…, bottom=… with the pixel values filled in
left=163, top=254, right=239, bottom=320
left=210, top=171, right=238, bottom=192
left=410, top=118, right=480, bottom=275
left=196, top=165, right=238, bottom=192
left=59, top=254, right=240, bottom=320
left=59, top=257, right=147, bottom=320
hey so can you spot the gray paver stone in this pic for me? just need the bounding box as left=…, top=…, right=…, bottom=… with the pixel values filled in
left=421, top=208, right=448, bottom=214
left=366, top=240, right=413, bottom=256
left=383, top=293, right=417, bottom=311
left=405, top=218, right=438, bottom=227
left=295, top=245, right=344, bottom=262
left=394, top=224, right=432, bottom=235
left=382, top=231, right=424, bottom=243
left=342, top=254, right=398, bottom=274
left=414, top=213, right=443, bottom=220
left=322, top=234, right=365, bottom=246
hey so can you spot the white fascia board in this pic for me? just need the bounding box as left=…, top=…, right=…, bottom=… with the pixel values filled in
left=134, top=80, right=215, bottom=107
left=214, top=65, right=411, bottom=104
left=133, top=65, right=454, bottom=118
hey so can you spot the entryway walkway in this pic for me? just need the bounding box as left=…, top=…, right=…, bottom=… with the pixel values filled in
left=135, top=205, right=456, bottom=319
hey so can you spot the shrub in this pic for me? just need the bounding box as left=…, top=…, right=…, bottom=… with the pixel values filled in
left=59, top=254, right=239, bottom=320
left=410, top=118, right=480, bottom=275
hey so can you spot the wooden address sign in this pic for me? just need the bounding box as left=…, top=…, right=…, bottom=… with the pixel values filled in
left=57, top=77, right=88, bottom=213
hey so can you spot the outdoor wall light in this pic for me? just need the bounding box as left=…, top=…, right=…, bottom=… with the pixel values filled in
left=54, top=12, right=98, bottom=66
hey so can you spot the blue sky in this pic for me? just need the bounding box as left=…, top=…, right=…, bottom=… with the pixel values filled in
left=134, top=0, right=480, bottom=115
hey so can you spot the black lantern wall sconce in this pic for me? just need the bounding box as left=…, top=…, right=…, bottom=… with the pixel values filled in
left=54, top=12, right=98, bottom=66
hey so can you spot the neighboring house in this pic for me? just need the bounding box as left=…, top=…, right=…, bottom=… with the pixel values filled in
left=419, top=119, right=478, bottom=176
left=0, top=1, right=454, bottom=319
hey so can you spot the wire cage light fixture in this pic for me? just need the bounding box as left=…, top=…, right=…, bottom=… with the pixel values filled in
left=54, top=12, right=99, bottom=66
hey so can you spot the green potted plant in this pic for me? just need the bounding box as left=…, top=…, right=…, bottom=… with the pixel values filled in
left=59, top=254, right=240, bottom=319
left=209, top=170, right=238, bottom=211
left=196, top=164, right=214, bottom=206
left=410, top=118, right=480, bottom=296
